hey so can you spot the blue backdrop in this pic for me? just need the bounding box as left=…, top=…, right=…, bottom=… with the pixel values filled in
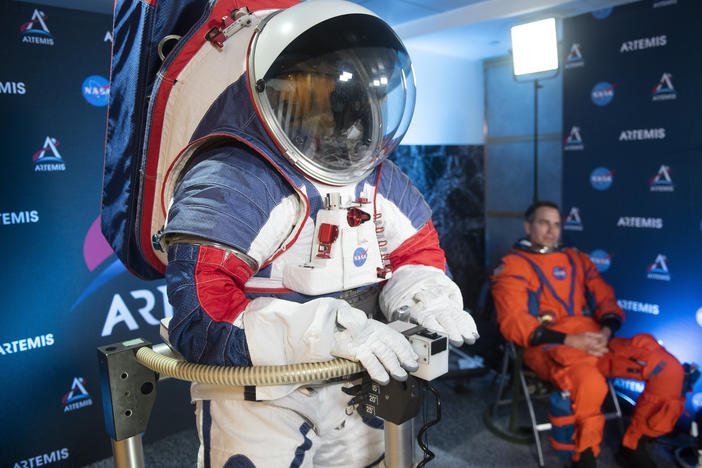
left=0, top=3, right=192, bottom=466
left=562, top=0, right=702, bottom=420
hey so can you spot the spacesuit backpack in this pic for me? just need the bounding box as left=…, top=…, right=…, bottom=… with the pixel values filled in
left=101, top=0, right=298, bottom=279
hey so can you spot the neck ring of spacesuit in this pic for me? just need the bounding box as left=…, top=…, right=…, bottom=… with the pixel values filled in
left=515, top=238, right=565, bottom=254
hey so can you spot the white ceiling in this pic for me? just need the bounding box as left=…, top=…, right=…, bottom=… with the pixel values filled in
left=13, top=0, right=640, bottom=60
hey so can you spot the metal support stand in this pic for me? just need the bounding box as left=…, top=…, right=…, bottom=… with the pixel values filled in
left=97, top=338, right=158, bottom=468
left=112, top=436, right=145, bottom=468
left=99, top=340, right=428, bottom=468
left=533, top=79, right=542, bottom=203
left=385, top=420, right=415, bottom=468
left=358, top=375, right=424, bottom=467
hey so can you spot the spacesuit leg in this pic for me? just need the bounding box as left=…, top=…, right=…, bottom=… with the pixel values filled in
left=599, top=334, right=685, bottom=449
left=309, top=383, right=385, bottom=468
left=537, top=345, right=609, bottom=459
left=195, top=382, right=385, bottom=468
left=195, top=398, right=320, bottom=468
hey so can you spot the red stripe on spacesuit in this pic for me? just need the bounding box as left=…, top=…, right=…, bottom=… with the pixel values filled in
left=195, top=245, right=253, bottom=322
left=388, top=220, right=446, bottom=272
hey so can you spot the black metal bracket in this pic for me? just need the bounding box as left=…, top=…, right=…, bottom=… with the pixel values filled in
left=357, top=375, right=424, bottom=425
left=97, top=338, right=158, bottom=441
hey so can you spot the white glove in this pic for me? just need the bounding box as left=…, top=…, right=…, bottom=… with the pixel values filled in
left=379, top=264, right=480, bottom=347
left=331, top=304, right=419, bottom=385
left=410, top=292, right=479, bottom=347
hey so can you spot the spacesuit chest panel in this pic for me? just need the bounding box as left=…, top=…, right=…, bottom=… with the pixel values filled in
left=281, top=181, right=386, bottom=295
left=512, top=250, right=578, bottom=318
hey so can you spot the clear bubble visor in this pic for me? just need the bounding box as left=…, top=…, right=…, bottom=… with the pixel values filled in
left=253, top=14, right=415, bottom=185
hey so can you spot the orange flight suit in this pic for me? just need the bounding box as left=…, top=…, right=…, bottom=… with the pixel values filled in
left=491, top=244, right=685, bottom=459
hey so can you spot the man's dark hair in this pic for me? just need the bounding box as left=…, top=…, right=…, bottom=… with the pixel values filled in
left=525, top=200, right=560, bottom=222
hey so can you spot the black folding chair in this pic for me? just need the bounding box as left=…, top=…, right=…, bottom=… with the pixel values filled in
left=484, top=341, right=624, bottom=467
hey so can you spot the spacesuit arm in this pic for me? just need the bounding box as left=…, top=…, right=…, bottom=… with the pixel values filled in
left=165, top=242, right=338, bottom=367
left=166, top=242, right=418, bottom=388
left=166, top=243, right=253, bottom=366
left=490, top=255, right=543, bottom=348
left=579, top=251, right=624, bottom=331
left=378, top=221, right=479, bottom=346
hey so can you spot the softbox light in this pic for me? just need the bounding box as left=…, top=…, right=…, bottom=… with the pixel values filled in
left=510, top=18, right=558, bottom=76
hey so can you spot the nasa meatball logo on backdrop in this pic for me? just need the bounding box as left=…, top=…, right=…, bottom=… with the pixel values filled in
left=650, top=165, right=674, bottom=191
left=564, top=43, right=584, bottom=69
left=652, top=73, right=676, bottom=101
left=563, top=207, right=584, bottom=231
left=20, top=9, right=55, bottom=46
left=590, top=167, right=614, bottom=190
left=33, top=136, right=66, bottom=172
left=591, top=82, right=615, bottom=106
left=646, top=254, right=671, bottom=281
left=589, top=249, right=612, bottom=272
left=564, top=126, right=584, bottom=151
left=81, top=75, right=110, bottom=107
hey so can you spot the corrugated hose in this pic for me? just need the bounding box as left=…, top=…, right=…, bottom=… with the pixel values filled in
left=135, top=346, right=364, bottom=386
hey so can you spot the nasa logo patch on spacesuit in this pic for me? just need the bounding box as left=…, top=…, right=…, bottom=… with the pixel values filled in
left=553, top=266, right=567, bottom=280
left=353, top=247, right=368, bottom=267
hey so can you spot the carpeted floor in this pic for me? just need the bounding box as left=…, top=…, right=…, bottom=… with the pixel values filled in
left=85, top=370, right=693, bottom=467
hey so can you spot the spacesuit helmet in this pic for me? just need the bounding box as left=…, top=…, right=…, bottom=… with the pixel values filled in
left=248, top=0, right=416, bottom=185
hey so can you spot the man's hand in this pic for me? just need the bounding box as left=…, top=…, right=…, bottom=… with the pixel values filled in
left=563, top=331, right=609, bottom=357
left=596, top=326, right=612, bottom=342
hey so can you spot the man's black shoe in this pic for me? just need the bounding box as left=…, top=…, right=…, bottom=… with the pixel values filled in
left=572, top=448, right=596, bottom=468
left=615, top=437, right=657, bottom=468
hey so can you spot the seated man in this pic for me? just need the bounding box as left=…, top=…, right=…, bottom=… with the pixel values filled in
left=491, top=201, right=685, bottom=468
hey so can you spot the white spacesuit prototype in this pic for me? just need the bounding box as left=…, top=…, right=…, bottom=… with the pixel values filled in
left=161, top=1, right=479, bottom=466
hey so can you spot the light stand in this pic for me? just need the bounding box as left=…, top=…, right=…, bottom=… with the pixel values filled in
left=510, top=18, right=560, bottom=203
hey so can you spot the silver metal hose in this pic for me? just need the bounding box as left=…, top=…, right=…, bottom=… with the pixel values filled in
left=135, top=346, right=363, bottom=386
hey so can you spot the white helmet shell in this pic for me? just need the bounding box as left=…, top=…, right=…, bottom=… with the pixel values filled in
left=248, top=0, right=416, bottom=185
